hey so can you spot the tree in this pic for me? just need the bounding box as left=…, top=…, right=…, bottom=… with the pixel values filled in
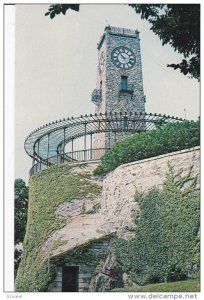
left=45, top=4, right=199, bottom=81
left=14, top=179, right=29, bottom=273
left=129, top=4, right=200, bottom=80
left=45, top=4, right=79, bottom=19
left=14, top=248, right=23, bottom=277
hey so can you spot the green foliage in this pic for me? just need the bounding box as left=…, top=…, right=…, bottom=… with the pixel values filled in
left=113, top=278, right=200, bottom=292
left=15, top=164, right=102, bottom=292
left=45, top=4, right=79, bottom=19
left=50, top=239, right=67, bottom=251
left=83, top=203, right=101, bottom=215
left=14, top=248, right=23, bottom=277
left=15, top=179, right=29, bottom=244
left=47, top=236, right=111, bottom=292
left=51, top=236, right=110, bottom=268
left=94, top=120, right=200, bottom=175
left=45, top=4, right=199, bottom=80
left=114, top=165, right=200, bottom=285
left=14, top=179, right=29, bottom=274
left=130, top=4, right=200, bottom=80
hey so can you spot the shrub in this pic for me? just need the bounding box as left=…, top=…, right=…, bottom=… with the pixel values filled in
left=114, top=164, right=200, bottom=285
left=94, top=120, right=200, bottom=175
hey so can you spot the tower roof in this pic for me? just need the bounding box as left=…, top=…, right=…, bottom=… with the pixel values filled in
left=105, top=25, right=139, bottom=36
left=97, top=25, right=139, bottom=49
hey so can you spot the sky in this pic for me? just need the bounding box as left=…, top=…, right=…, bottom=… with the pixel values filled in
left=15, top=4, right=200, bottom=183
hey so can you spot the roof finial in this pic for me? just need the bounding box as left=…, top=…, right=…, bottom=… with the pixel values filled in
left=184, top=108, right=187, bottom=119
left=105, top=20, right=110, bottom=31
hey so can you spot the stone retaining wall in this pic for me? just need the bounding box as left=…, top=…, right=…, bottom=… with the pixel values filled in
left=100, top=147, right=200, bottom=238
left=43, top=147, right=200, bottom=291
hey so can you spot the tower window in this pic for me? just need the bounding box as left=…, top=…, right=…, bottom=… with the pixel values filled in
left=121, top=76, right=128, bottom=91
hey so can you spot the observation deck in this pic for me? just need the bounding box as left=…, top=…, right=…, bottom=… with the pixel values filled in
left=24, top=112, right=183, bottom=177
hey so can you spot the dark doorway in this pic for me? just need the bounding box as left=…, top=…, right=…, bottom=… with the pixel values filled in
left=62, top=266, right=79, bottom=292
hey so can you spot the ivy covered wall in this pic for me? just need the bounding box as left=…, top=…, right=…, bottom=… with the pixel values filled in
left=49, top=237, right=112, bottom=292
left=16, top=163, right=102, bottom=292
left=114, top=164, right=200, bottom=285
left=16, top=148, right=200, bottom=292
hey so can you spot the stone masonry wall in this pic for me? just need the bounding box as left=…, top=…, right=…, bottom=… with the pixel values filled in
left=44, top=147, right=200, bottom=258
left=100, top=147, right=200, bottom=238
left=105, top=29, right=145, bottom=114
left=93, top=26, right=146, bottom=150
left=40, top=147, right=199, bottom=291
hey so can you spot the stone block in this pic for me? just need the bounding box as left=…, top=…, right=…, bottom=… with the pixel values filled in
left=54, top=281, right=62, bottom=288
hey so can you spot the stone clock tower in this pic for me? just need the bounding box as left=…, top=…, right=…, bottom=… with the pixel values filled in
left=91, top=25, right=146, bottom=149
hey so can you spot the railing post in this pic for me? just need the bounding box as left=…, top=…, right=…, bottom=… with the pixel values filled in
left=32, top=157, right=35, bottom=167
left=84, top=123, right=87, bottom=161
left=90, top=133, right=93, bottom=160
left=71, top=138, right=74, bottom=161
left=32, top=147, right=36, bottom=167
left=63, top=127, right=66, bottom=163
left=47, top=133, right=50, bottom=164
left=108, top=121, right=111, bottom=150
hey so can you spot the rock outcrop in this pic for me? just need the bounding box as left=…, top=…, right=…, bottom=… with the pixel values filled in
left=89, top=240, right=124, bottom=291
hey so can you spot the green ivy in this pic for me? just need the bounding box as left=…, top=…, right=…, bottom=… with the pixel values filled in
left=51, top=235, right=111, bottom=268
left=114, top=164, right=200, bottom=285
left=50, top=238, right=67, bottom=251
left=94, top=120, right=200, bottom=175
left=46, top=235, right=111, bottom=292
left=15, top=164, right=102, bottom=292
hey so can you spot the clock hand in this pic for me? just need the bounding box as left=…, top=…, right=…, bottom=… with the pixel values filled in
left=119, top=53, right=125, bottom=60
left=121, top=54, right=126, bottom=59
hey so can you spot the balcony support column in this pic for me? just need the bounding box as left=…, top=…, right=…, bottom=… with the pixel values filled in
left=63, top=128, right=66, bottom=163
left=90, top=133, right=93, bottom=160
left=108, top=120, right=111, bottom=150
left=71, top=138, right=74, bottom=160
left=47, top=133, right=50, bottom=162
left=84, top=123, right=87, bottom=161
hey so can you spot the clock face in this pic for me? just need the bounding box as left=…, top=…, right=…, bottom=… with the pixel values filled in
left=99, top=51, right=105, bottom=73
left=111, top=46, right=136, bottom=69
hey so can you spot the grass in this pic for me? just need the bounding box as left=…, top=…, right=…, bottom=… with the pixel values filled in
left=112, top=279, right=200, bottom=292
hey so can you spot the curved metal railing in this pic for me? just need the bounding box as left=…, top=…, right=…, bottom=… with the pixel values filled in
left=29, top=148, right=107, bottom=177
left=25, top=112, right=184, bottom=178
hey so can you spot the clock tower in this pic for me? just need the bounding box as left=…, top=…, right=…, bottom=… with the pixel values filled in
left=91, top=26, right=146, bottom=149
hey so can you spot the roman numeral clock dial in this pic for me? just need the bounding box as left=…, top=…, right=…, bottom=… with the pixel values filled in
left=111, top=46, right=136, bottom=69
